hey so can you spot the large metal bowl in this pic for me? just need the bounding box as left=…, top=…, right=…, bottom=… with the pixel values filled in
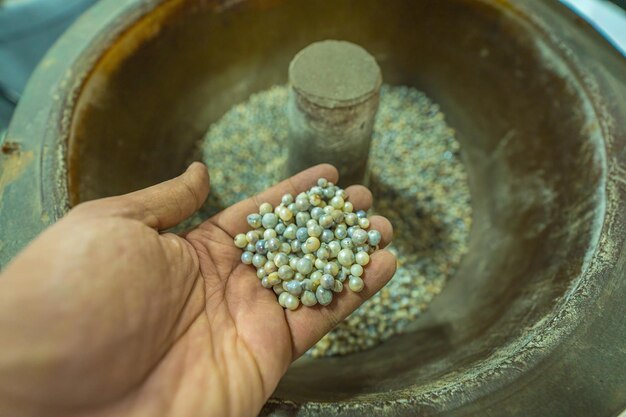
left=1, top=0, right=625, bottom=415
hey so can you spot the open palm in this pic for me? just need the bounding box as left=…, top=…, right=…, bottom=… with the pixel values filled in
left=0, top=163, right=395, bottom=417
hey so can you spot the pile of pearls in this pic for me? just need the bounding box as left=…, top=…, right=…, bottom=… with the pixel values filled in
left=234, top=178, right=382, bottom=310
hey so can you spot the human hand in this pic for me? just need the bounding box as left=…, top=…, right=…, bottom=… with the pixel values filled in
left=0, top=163, right=395, bottom=417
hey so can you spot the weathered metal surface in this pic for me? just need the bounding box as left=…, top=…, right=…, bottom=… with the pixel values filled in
left=0, top=0, right=624, bottom=416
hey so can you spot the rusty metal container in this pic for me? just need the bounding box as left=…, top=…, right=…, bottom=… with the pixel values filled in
left=1, top=1, right=625, bottom=415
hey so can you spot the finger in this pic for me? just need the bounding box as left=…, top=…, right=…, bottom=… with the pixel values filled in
left=368, top=215, right=394, bottom=248
left=208, top=164, right=339, bottom=237
left=344, top=185, right=372, bottom=211
left=285, top=249, right=397, bottom=358
left=70, top=162, right=210, bottom=231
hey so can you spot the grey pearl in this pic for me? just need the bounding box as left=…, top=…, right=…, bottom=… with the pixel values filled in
left=352, top=228, right=368, bottom=245
left=296, top=227, right=309, bottom=242
left=278, top=265, right=295, bottom=280
left=320, top=274, right=335, bottom=290
left=267, top=237, right=280, bottom=252
left=368, top=230, right=382, bottom=246
left=262, top=213, right=278, bottom=229
left=321, top=229, right=334, bottom=243
left=301, top=290, right=318, bottom=307
left=316, top=287, right=333, bottom=306
left=285, top=280, right=303, bottom=296
left=356, top=210, right=368, bottom=219
left=335, top=225, right=348, bottom=239
left=247, top=214, right=262, bottom=228
left=252, top=254, right=267, bottom=268
left=310, top=207, right=324, bottom=220
left=255, top=240, right=267, bottom=255
left=275, top=223, right=286, bottom=235
left=284, top=224, right=298, bottom=240
left=241, top=251, right=253, bottom=264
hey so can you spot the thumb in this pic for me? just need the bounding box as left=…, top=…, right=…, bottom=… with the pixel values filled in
left=70, top=162, right=210, bottom=230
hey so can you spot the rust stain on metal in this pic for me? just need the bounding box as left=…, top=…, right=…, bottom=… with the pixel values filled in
left=0, top=149, right=34, bottom=191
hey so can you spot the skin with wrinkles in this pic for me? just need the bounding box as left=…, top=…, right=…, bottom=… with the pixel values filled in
left=0, top=163, right=395, bottom=417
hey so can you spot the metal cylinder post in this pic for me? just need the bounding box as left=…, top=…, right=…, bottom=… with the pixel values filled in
left=286, top=40, right=382, bottom=186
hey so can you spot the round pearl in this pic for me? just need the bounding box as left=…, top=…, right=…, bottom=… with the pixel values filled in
left=288, top=203, right=297, bottom=213
left=234, top=234, right=247, bottom=248
left=337, top=249, right=355, bottom=267
left=294, top=273, right=305, bottom=281
left=283, top=224, right=298, bottom=239
left=335, top=189, right=348, bottom=199
left=252, top=254, right=267, bottom=268
left=281, top=193, right=294, bottom=205
left=348, top=276, right=365, bottom=292
left=267, top=272, right=282, bottom=286
left=334, top=225, right=348, bottom=239
left=295, top=196, right=310, bottom=211
left=310, top=270, right=322, bottom=284
left=323, top=187, right=335, bottom=199
left=261, top=277, right=271, bottom=288
left=306, top=219, right=318, bottom=228
left=245, top=243, right=255, bottom=252
left=277, top=206, right=293, bottom=222
left=255, top=240, right=267, bottom=254
left=296, top=212, right=311, bottom=227
left=274, top=253, right=289, bottom=267
left=321, top=229, right=334, bottom=243
left=278, top=291, right=290, bottom=307
left=309, top=194, right=322, bottom=206
left=307, top=224, right=323, bottom=238
left=273, top=284, right=284, bottom=295
left=341, top=238, right=354, bottom=250
left=289, top=257, right=299, bottom=270
left=284, top=294, right=300, bottom=311
left=331, top=209, right=344, bottom=223
left=345, top=213, right=357, bottom=226
left=278, top=265, right=295, bottom=280
left=296, top=227, right=309, bottom=242
left=350, top=264, right=364, bottom=277
left=333, top=280, right=343, bottom=293
left=262, top=213, right=278, bottom=229
left=296, top=258, right=313, bottom=275
left=267, top=238, right=280, bottom=252
left=328, top=241, right=342, bottom=257
left=256, top=268, right=266, bottom=279
left=316, top=287, right=333, bottom=306
left=314, top=258, right=327, bottom=270
left=330, top=196, right=344, bottom=209
left=336, top=269, right=347, bottom=282
left=304, top=237, right=321, bottom=252
left=259, top=202, right=273, bottom=215
left=280, top=243, right=291, bottom=254
left=323, top=205, right=334, bottom=215
left=316, top=247, right=330, bottom=261
left=317, top=178, right=328, bottom=187
left=368, top=230, right=382, bottom=246
left=264, top=261, right=277, bottom=274
left=246, top=230, right=260, bottom=243
left=301, top=290, right=318, bottom=306
left=241, top=251, right=253, bottom=264
left=352, top=228, right=368, bottom=245
left=343, top=201, right=354, bottom=213
left=358, top=217, right=370, bottom=229
left=275, top=223, right=286, bottom=236
left=247, top=214, right=262, bottom=228
left=311, top=207, right=324, bottom=220
left=291, top=239, right=301, bottom=253
left=263, top=229, right=277, bottom=240
left=319, top=214, right=333, bottom=228
left=323, top=261, right=340, bottom=277
left=285, top=280, right=303, bottom=297
left=304, top=253, right=316, bottom=263
left=320, top=274, right=335, bottom=290
left=355, top=251, right=370, bottom=266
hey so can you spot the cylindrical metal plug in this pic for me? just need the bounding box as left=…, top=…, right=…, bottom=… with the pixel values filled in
left=287, top=40, right=382, bottom=186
